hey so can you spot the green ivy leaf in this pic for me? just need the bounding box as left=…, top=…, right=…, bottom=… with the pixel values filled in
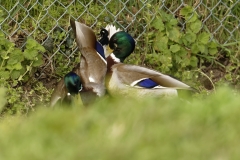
left=208, top=41, right=218, bottom=48
left=174, top=54, right=182, bottom=63
left=160, top=11, right=173, bottom=21
left=170, top=44, right=181, bottom=53
left=198, top=32, right=210, bottom=44
left=180, top=6, right=192, bottom=17
left=180, top=6, right=198, bottom=23
left=178, top=47, right=188, bottom=57
left=152, top=17, right=165, bottom=32
left=35, top=43, right=46, bottom=52
left=208, top=41, right=218, bottom=55
left=191, top=43, right=199, bottom=54
left=159, top=51, right=172, bottom=71
left=183, top=57, right=190, bottom=66
left=190, top=20, right=202, bottom=33
left=154, top=36, right=168, bottom=51
left=26, top=38, right=45, bottom=52
left=23, top=49, right=38, bottom=60
left=26, top=38, right=38, bottom=49
left=32, top=54, right=44, bottom=67
left=0, top=70, right=10, bottom=80
left=19, top=67, right=26, bottom=75
left=1, top=50, right=9, bottom=60
left=209, top=48, right=218, bottom=55
left=183, top=30, right=196, bottom=45
left=190, top=56, right=198, bottom=67
left=11, top=70, right=21, bottom=80
left=6, top=62, right=22, bottom=71
left=198, top=43, right=207, bottom=53
left=1, top=40, right=15, bottom=50
left=14, top=62, right=22, bottom=70
left=168, top=18, right=178, bottom=26
left=7, top=49, right=24, bottom=65
left=7, top=58, right=17, bottom=65
left=186, top=13, right=198, bottom=23
left=167, top=27, right=180, bottom=43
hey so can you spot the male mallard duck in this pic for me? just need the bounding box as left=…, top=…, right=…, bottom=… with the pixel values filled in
left=103, top=31, right=196, bottom=98
left=50, top=72, right=82, bottom=107
left=70, top=19, right=107, bottom=105
left=50, top=20, right=107, bottom=107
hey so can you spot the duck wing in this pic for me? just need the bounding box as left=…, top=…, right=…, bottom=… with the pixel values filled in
left=112, top=63, right=195, bottom=90
left=70, top=20, right=107, bottom=86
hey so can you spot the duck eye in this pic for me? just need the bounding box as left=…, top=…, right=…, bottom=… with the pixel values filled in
left=112, top=43, right=117, bottom=49
left=114, top=43, right=118, bottom=49
left=100, top=29, right=108, bottom=36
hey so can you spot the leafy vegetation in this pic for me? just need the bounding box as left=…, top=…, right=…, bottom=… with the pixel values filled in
left=0, top=34, right=45, bottom=81
left=144, top=6, right=220, bottom=77
left=0, top=30, right=49, bottom=114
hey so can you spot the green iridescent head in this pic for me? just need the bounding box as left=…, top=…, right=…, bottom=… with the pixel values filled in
left=109, top=31, right=135, bottom=62
left=64, top=72, right=82, bottom=95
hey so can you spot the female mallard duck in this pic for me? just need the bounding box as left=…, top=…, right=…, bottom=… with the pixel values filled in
left=103, top=31, right=196, bottom=98
left=50, top=72, right=82, bottom=107
left=50, top=20, right=107, bottom=107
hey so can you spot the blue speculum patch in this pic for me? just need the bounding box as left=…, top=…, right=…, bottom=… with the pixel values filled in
left=95, top=41, right=105, bottom=59
left=136, top=79, right=158, bottom=88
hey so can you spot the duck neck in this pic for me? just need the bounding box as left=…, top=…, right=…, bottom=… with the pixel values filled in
left=107, top=53, right=121, bottom=72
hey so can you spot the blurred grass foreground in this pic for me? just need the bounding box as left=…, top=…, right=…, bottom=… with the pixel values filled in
left=0, top=87, right=240, bottom=159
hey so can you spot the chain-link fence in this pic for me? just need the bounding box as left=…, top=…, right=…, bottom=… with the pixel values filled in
left=0, top=0, right=239, bottom=77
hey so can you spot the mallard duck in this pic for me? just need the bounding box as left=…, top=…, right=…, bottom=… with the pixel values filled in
left=70, top=19, right=107, bottom=88
left=103, top=31, right=196, bottom=98
left=50, top=72, right=82, bottom=107
left=50, top=20, right=107, bottom=107
left=70, top=19, right=107, bottom=104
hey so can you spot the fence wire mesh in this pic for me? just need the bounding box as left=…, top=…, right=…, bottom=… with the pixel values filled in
left=0, top=0, right=239, bottom=78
